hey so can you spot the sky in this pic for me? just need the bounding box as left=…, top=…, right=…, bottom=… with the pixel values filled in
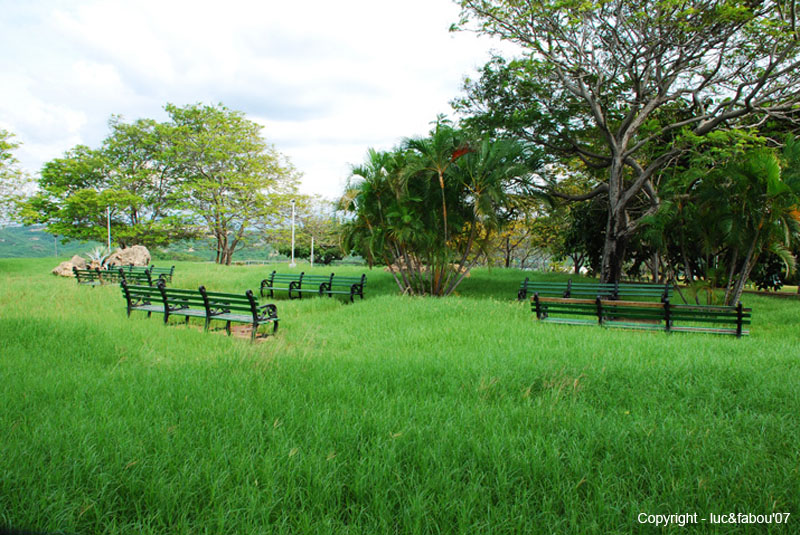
left=0, top=0, right=522, bottom=200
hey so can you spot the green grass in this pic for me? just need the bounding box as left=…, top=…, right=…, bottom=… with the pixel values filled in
left=1, top=259, right=798, bottom=534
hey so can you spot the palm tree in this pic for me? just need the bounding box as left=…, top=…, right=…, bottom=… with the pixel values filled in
left=341, top=132, right=532, bottom=296
left=702, top=144, right=800, bottom=305
left=403, top=117, right=466, bottom=248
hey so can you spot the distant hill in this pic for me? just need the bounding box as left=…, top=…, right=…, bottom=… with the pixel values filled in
left=0, top=225, right=282, bottom=262
left=0, top=225, right=103, bottom=258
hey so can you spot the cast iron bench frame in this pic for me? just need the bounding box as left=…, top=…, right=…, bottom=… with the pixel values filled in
left=260, top=271, right=366, bottom=302
left=73, top=267, right=106, bottom=286
left=121, top=280, right=279, bottom=341
left=531, top=294, right=751, bottom=337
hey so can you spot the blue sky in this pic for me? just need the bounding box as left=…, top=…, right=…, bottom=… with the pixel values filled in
left=0, top=0, right=519, bottom=199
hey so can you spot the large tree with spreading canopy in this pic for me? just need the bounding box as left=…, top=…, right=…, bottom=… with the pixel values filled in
left=455, top=0, right=800, bottom=283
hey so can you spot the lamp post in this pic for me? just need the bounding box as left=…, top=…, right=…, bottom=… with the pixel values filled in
left=289, top=199, right=296, bottom=268
left=106, top=206, right=111, bottom=251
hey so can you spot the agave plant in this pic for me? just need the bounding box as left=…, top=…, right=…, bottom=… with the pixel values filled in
left=84, top=246, right=111, bottom=267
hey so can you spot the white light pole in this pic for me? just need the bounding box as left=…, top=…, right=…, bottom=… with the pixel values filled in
left=289, top=199, right=296, bottom=267
left=106, top=206, right=111, bottom=251
left=310, top=235, right=314, bottom=268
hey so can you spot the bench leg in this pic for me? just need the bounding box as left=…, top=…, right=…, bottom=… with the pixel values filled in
left=272, top=320, right=279, bottom=334
left=185, top=316, right=190, bottom=326
left=251, top=324, right=257, bottom=341
left=204, top=317, right=210, bottom=331
left=226, top=321, right=232, bottom=336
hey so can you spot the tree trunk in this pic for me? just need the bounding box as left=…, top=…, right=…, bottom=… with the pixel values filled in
left=723, top=247, right=739, bottom=305
left=730, top=228, right=761, bottom=306
left=600, top=208, right=628, bottom=284
left=600, top=159, right=628, bottom=284
left=652, top=251, right=660, bottom=283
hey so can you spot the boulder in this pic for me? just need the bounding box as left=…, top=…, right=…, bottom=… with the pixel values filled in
left=51, top=255, right=87, bottom=277
left=107, top=245, right=151, bottom=267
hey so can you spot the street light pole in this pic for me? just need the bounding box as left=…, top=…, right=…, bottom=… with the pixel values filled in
left=106, top=206, right=111, bottom=251
left=289, top=199, right=296, bottom=268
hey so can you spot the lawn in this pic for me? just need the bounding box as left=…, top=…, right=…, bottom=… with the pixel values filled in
left=1, top=258, right=798, bottom=534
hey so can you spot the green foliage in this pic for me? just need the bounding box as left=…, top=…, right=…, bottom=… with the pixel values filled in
left=0, top=129, right=32, bottom=224
left=166, top=103, right=300, bottom=265
left=341, top=122, right=535, bottom=295
left=455, top=0, right=800, bottom=282
left=20, top=104, right=299, bottom=263
left=645, top=135, right=800, bottom=302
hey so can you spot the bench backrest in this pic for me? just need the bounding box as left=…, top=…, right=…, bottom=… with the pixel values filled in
left=199, top=287, right=260, bottom=320
left=73, top=267, right=105, bottom=283
left=329, top=274, right=366, bottom=287
left=159, top=285, right=208, bottom=312
left=120, top=280, right=165, bottom=312
left=532, top=295, right=751, bottom=336
left=520, top=277, right=672, bottom=300
left=266, top=271, right=304, bottom=285
left=116, top=267, right=154, bottom=285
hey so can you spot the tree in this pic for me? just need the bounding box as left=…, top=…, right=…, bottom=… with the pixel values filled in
left=341, top=127, right=533, bottom=296
left=0, top=130, right=32, bottom=225
left=455, top=0, right=800, bottom=283
left=168, top=103, right=300, bottom=265
left=267, top=196, right=345, bottom=264
left=21, top=122, right=195, bottom=248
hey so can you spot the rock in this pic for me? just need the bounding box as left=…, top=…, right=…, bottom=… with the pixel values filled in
left=106, top=245, right=151, bottom=267
left=70, top=255, right=87, bottom=269
left=52, top=255, right=87, bottom=277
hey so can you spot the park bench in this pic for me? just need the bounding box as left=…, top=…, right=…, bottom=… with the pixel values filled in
left=73, top=267, right=106, bottom=286
left=517, top=279, right=570, bottom=300
left=114, top=267, right=157, bottom=286
left=260, top=271, right=367, bottom=302
left=113, top=264, right=175, bottom=282
left=260, top=272, right=303, bottom=298
left=531, top=294, right=751, bottom=337
left=149, top=265, right=175, bottom=281
left=517, top=277, right=671, bottom=301
left=120, top=280, right=279, bottom=341
left=320, top=274, right=367, bottom=302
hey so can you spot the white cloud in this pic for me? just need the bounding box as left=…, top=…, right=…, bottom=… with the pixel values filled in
left=0, top=0, right=522, bottom=198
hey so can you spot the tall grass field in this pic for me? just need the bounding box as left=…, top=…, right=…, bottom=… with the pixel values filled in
left=1, top=258, right=798, bottom=534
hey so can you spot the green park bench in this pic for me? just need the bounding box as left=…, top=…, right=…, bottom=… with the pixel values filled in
left=112, top=264, right=175, bottom=282
left=531, top=294, right=751, bottom=337
left=113, top=267, right=157, bottom=286
left=321, top=274, right=367, bottom=302
left=517, top=279, right=569, bottom=300
left=73, top=267, right=106, bottom=286
left=108, top=264, right=175, bottom=282
left=260, top=271, right=366, bottom=302
left=518, top=278, right=671, bottom=301
left=120, top=280, right=279, bottom=341
left=149, top=265, right=175, bottom=281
